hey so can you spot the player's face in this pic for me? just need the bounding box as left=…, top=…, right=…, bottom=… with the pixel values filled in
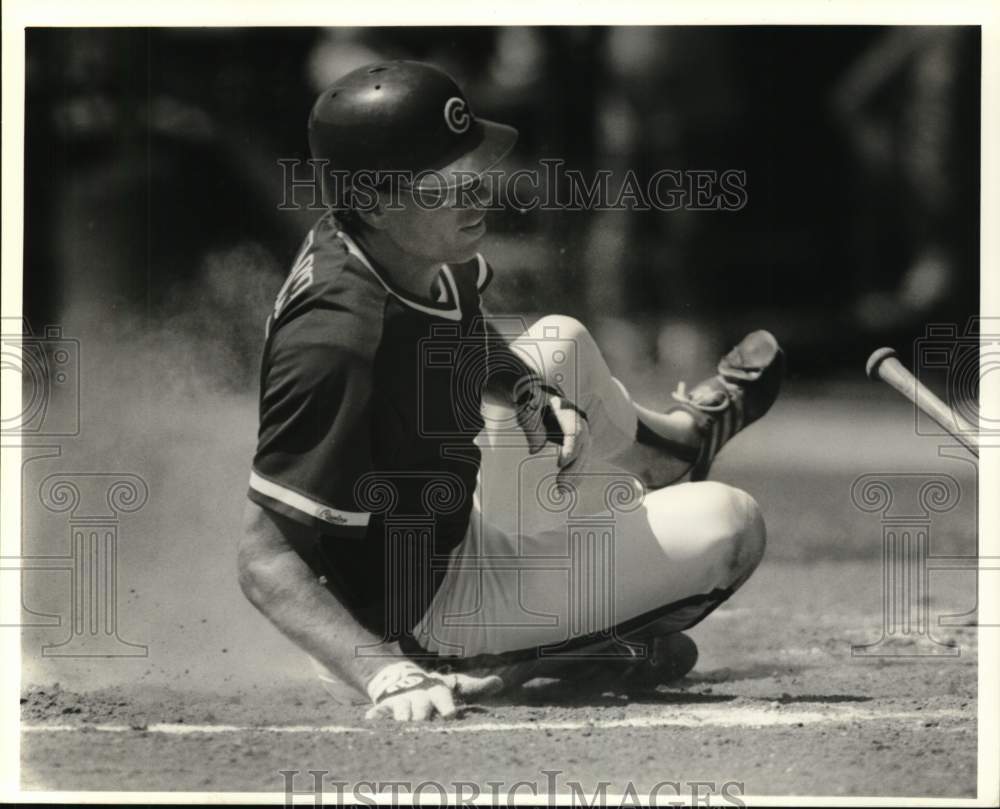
left=379, top=182, right=488, bottom=265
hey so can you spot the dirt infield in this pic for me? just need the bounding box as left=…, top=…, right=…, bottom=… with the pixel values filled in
left=16, top=385, right=981, bottom=798
left=20, top=561, right=978, bottom=797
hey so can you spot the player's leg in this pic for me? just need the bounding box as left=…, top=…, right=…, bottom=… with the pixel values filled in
left=411, top=476, right=766, bottom=682
left=519, top=481, right=760, bottom=687
left=504, top=315, right=784, bottom=487
left=408, top=316, right=773, bottom=690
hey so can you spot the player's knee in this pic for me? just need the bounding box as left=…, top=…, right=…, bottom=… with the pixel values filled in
left=726, top=487, right=766, bottom=581
left=533, top=315, right=595, bottom=352
left=702, top=483, right=766, bottom=582
left=531, top=315, right=599, bottom=375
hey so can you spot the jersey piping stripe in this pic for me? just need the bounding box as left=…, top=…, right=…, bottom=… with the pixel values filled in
left=248, top=470, right=370, bottom=527
left=336, top=230, right=463, bottom=321
left=439, top=265, right=460, bottom=310
left=474, top=253, right=491, bottom=291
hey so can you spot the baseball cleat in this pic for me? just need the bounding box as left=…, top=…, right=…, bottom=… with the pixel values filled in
left=548, top=632, right=699, bottom=694
left=624, top=631, right=699, bottom=687
left=585, top=632, right=699, bottom=692
left=669, top=329, right=785, bottom=481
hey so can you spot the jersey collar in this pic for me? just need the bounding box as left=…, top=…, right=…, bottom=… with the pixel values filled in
left=336, top=229, right=463, bottom=321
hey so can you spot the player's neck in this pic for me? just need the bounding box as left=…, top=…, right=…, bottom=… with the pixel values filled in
left=354, top=229, right=442, bottom=302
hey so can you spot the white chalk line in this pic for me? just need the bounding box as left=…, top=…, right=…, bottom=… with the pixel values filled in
left=21, top=706, right=969, bottom=736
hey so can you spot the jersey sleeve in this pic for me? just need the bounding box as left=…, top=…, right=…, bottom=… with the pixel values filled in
left=248, top=309, right=375, bottom=537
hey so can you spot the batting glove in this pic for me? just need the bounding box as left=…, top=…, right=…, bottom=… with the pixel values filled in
left=513, top=376, right=590, bottom=470
left=365, top=661, right=504, bottom=721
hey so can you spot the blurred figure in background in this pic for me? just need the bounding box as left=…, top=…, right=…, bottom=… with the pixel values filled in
left=586, top=27, right=744, bottom=386
left=27, top=28, right=320, bottom=389
left=832, top=26, right=979, bottom=335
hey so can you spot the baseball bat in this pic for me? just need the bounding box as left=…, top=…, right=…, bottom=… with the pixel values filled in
left=866, top=347, right=979, bottom=457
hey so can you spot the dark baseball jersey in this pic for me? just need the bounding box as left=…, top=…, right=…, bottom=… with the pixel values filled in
left=248, top=211, right=494, bottom=639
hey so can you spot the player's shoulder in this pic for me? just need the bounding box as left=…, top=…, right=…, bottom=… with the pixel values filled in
left=269, top=212, right=387, bottom=353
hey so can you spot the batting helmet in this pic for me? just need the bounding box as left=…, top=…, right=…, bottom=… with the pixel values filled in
left=308, top=60, right=518, bottom=193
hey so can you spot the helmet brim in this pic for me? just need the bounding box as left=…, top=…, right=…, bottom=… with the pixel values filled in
left=408, top=118, right=518, bottom=191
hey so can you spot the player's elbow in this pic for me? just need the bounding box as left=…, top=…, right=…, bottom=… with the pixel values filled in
left=239, top=499, right=322, bottom=611
left=237, top=536, right=271, bottom=608
left=238, top=538, right=302, bottom=616
left=237, top=502, right=287, bottom=608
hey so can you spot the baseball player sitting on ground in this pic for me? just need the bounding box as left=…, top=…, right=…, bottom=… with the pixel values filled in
left=239, top=61, right=785, bottom=721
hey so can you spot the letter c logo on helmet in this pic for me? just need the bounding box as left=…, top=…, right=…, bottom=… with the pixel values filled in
left=444, top=97, right=471, bottom=134
left=309, top=62, right=517, bottom=190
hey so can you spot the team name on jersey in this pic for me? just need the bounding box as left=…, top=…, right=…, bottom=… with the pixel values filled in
left=273, top=229, right=316, bottom=319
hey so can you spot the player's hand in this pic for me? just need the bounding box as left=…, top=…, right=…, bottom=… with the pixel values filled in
left=512, top=376, right=590, bottom=468
left=548, top=395, right=590, bottom=472
left=364, top=661, right=504, bottom=721
left=512, top=374, right=549, bottom=455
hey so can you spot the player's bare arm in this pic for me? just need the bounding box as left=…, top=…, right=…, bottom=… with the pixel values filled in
left=239, top=502, right=501, bottom=720
left=238, top=501, right=396, bottom=693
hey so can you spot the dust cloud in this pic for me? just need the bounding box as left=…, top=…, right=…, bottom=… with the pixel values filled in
left=20, top=241, right=312, bottom=694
